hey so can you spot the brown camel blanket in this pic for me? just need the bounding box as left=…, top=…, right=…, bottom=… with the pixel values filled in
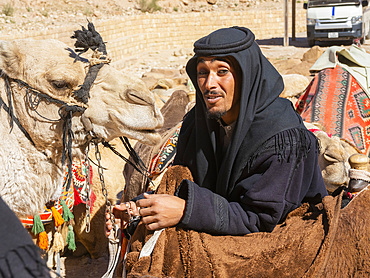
left=124, top=166, right=370, bottom=278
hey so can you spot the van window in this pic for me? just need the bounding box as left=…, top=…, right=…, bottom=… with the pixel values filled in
left=308, top=0, right=361, bottom=8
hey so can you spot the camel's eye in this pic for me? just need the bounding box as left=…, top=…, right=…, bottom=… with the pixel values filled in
left=52, top=80, right=69, bottom=90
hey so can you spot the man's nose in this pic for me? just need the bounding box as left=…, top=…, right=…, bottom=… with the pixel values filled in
left=205, top=73, right=217, bottom=91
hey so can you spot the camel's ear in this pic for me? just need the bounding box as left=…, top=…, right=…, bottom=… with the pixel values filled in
left=0, top=40, right=24, bottom=79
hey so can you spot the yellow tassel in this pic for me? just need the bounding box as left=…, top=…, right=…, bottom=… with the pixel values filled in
left=39, top=231, right=49, bottom=251
left=51, top=207, right=65, bottom=227
left=52, top=231, right=65, bottom=253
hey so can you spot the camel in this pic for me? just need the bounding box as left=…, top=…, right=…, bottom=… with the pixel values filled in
left=0, top=30, right=164, bottom=263
left=304, top=122, right=360, bottom=193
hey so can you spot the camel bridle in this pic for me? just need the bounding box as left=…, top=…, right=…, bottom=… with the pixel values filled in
left=0, top=68, right=89, bottom=188
left=1, top=24, right=152, bottom=251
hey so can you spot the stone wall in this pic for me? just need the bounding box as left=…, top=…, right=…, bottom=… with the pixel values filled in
left=0, top=8, right=306, bottom=65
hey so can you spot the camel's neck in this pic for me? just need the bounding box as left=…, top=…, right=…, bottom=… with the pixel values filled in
left=0, top=109, right=65, bottom=217
left=0, top=79, right=73, bottom=217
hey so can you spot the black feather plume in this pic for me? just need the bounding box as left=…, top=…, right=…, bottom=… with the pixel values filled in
left=71, top=21, right=107, bottom=55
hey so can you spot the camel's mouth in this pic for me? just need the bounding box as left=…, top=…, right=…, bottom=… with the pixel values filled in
left=79, top=114, right=161, bottom=146
left=110, top=125, right=162, bottom=146
left=134, top=129, right=162, bottom=145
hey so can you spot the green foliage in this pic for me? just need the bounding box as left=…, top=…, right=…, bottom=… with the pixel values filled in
left=2, top=2, right=14, bottom=17
left=139, top=0, right=162, bottom=13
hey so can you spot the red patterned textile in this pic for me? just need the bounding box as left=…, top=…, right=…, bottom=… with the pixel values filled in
left=72, top=159, right=96, bottom=209
left=20, top=159, right=95, bottom=228
left=296, top=65, right=370, bottom=157
left=149, top=123, right=181, bottom=178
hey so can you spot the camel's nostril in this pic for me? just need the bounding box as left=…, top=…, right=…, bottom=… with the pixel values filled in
left=123, top=89, right=150, bottom=106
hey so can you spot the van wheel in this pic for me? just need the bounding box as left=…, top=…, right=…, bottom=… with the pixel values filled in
left=307, top=39, right=315, bottom=47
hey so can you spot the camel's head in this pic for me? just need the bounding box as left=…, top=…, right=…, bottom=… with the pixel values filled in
left=316, top=131, right=351, bottom=193
left=304, top=122, right=359, bottom=193
left=81, top=64, right=164, bottom=144
left=0, top=38, right=163, bottom=159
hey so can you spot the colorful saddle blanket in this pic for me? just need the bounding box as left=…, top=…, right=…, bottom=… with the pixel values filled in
left=149, top=123, right=181, bottom=178
left=297, top=65, right=370, bottom=157
left=20, top=159, right=95, bottom=228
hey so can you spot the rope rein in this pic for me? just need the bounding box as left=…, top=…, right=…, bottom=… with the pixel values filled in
left=102, top=139, right=154, bottom=186
left=85, top=143, right=92, bottom=233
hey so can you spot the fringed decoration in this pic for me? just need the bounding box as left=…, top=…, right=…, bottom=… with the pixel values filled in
left=31, top=213, right=44, bottom=235
left=61, top=200, right=74, bottom=222
left=52, top=231, right=65, bottom=253
left=247, top=128, right=312, bottom=171
left=66, top=224, right=76, bottom=251
left=39, top=231, right=49, bottom=251
left=32, top=214, right=49, bottom=250
left=51, top=207, right=65, bottom=227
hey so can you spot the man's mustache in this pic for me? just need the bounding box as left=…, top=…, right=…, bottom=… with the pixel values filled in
left=203, top=90, right=222, bottom=97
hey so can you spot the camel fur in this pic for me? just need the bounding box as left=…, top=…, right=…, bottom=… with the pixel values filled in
left=0, top=38, right=163, bottom=258
left=124, top=165, right=370, bottom=278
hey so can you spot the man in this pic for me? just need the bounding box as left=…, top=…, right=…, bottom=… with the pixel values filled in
left=106, top=26, right=327, bottom=237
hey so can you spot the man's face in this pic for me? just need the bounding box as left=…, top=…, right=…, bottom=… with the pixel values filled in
left=196, top=57, right=240, bottom=124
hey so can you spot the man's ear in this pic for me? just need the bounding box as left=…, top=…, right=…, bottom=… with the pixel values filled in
left=0, top=40, right=24, bottom=79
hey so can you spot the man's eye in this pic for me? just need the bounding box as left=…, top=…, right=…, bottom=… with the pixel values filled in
left=218, top=69, right=229, bottom=75
left=197, top=71, right=207, bottom=76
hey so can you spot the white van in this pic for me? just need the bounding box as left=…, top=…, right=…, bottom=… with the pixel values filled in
left=304, top=0, right=370, bottom=46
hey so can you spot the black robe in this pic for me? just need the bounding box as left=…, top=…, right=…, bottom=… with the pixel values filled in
left=0, top=196, right=51, bottom=277
left=173, top=26, right=328, bottom=235
left=175, top=125, right=327, bottom=235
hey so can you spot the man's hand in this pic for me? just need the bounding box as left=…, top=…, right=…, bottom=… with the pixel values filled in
left=104, top=201, right=139, bottom=237
left=136, top=193, right=186, bottom=231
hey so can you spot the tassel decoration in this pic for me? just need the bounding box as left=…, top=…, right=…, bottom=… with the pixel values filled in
left=61, top=200, right=74, bottom=222
left=52, top=230, right=65, bottom=253
left=31, top=213, right=45, bottom=235
left=66, top=224, right=76, bottom=251
left=39, top=231, right=49, bottom=251
left=32, top=213, right=49, bottom=250
left=51, top=206, right=65, bottom=227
